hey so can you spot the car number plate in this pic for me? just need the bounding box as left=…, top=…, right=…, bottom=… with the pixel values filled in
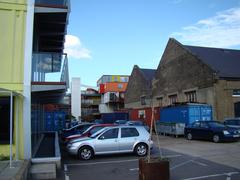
left=233, top=135, right=240, bottom=137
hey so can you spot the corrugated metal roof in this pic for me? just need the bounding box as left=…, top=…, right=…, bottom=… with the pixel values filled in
left=140, top=68, right=156, bottom=82
left=184, top=45, right=240, bottom=78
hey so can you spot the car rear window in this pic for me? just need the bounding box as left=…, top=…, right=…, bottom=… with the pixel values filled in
left=121, top=128, right=139, bottom=138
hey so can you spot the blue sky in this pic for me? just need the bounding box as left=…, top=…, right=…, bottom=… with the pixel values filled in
left=63, top=0, right=240, bottom=88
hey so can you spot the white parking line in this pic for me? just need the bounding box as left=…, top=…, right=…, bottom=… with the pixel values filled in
left=170, top=158, right=208, bottom=170
left=164, top=154, right=182, bottom=158
left=66, top=159, right=139, bottom=166
left=171, top=160, right=193, bottom=170
left=183, top=172, right=239, bottom=180
left=129, top=168, right=139, bottom=171
left=190, top=160, right=208, bottom=167
left=64, top=164, right=70, bottom=180
left=65, top=175, right=70, bottom=180
left=64, top=164, right=68, bottom=172
left=129, top=154, right=182, bottom=171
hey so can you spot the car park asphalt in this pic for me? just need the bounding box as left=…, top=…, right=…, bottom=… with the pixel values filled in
left=58, top=135, right=240, bottom=180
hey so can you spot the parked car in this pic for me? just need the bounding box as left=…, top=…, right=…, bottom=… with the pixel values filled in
left=125, top=120, right=150, bottom=132
left=114, top=120, right=128, bottom=125
left=64, top=124, right=115, bottom=143
left=61, top=123, right=95, bottom=140
left=223, top=118, right=240, bottom=129
left=185, top=121, right=240, bottom=143
left=67, top=126, right=153, bottom=160
left=93, top=119, right=104, bottom=124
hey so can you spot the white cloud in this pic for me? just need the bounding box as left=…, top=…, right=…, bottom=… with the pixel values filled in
left=171, top=0, right=184, bottom=4
left=64, top=35, right=91, bottom=59
left=171, top=8, right=240, bottom=48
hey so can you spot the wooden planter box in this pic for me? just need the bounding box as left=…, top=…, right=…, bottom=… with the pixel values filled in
left=139, top=157, right=170, bottom=180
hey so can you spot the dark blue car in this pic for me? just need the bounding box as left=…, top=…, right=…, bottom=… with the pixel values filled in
left=184, top=121, right=240, bottom=143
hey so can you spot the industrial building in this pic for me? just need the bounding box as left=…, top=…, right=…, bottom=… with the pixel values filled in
left=81, top=88, right=101, bottom=121
left=98, top=75, right=129, bottom=113
left=124, top=65, right=158, bottom=126
left=124, top=38, right=240, bottom=122
left=152, top=38, right=240, bottom=121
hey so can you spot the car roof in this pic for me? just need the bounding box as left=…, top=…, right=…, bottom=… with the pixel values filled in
left=224, top=118, right=240, bottom=121
left=91, top=123, right=114, bottom=127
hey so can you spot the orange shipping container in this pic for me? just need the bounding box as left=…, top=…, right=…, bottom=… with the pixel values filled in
left=104, top=82, right=128, bottom=92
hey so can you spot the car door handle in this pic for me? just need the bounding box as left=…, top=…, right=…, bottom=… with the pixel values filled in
left=115, top=139, right=118, bottom=142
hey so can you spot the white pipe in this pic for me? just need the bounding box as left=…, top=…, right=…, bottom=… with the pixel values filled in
left=15, top=98, right=19, bottom=161
left=10, top=92, right=13, bottom=168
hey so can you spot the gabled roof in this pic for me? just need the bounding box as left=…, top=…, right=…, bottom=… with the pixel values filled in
left=139, top=68, right=156, bottom=82
left=183, top=45, right=240, bottom=79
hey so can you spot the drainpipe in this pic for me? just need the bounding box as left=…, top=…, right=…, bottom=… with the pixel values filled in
left=10, top=92, right=13, bottom=168
left=23, top=0, right=34, bottom=159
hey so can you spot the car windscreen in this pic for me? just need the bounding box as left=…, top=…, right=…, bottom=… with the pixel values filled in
left=89, top=126, right=105, bottom=135
left=208, top=122, right=226, bottom=128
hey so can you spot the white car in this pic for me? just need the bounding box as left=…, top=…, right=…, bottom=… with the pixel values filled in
left=67, top=126, right=153, bottom=160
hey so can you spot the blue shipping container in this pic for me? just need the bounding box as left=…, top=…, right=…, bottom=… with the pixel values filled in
left=160, top=104, right=212, bottom=125
left=45, top=112, right=54, bottom=131
left=101, top=112, right=129, bottom=123
left=45, top=111, right=66, bottom=131
left=53, top=111, right=66, bottom=131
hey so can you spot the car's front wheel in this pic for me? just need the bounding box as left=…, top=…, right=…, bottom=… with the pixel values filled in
left=78, top=146, right=93, bottom=160
left=186, top=133, right=193, bottom=140
left=135, top=143, right=148, bottom=156
left=213, top=134, right=220, bottom=143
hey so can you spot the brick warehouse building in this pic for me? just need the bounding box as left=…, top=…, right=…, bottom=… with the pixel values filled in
left=152, top=38, right=240, bottom=121
left=124, top=65, right=159, bottom=126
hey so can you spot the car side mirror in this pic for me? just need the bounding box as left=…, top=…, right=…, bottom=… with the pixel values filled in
left=99, top=136, right=105, bottom=140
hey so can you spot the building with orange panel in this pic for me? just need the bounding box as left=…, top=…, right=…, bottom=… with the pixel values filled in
left=97, top=75, right=129, bottom=113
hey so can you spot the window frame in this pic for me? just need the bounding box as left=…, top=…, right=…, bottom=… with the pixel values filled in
left=156, top=97, right=163, bottom=107
left=168, top=94, right=177, bottom=105
left=140, top=95, right=146, bottom=105
left=185, top=91, right=197, bottom=103
left=99, top=128, right=119, bottom=140
left=121, top=127, right=139, bottom=138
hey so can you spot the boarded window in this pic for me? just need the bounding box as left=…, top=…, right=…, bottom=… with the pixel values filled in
left=156, top=97, right=163, bottom=107
left=140, top=96, right=146, bottom=105
left=169, top=94, right=177, bottom=105
left=185, top=91, right=197, bottom=102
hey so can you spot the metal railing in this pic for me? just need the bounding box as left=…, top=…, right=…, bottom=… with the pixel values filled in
left=32, top=52, right=69, bottom=88
left=60, top=55, right=69, bottom=88
left=82, top=108, right=100, bottom=116
left=82, top=99, right=101, bottom=106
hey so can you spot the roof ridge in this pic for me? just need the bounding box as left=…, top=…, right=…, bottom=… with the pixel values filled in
left=184, top=45, right=240, bottom=51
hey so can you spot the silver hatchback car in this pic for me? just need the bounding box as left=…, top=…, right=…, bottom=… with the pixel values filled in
left=67, top=126, right=153, bottom=160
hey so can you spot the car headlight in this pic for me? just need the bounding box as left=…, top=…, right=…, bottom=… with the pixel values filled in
left=223, top=130, right=230, bottom=135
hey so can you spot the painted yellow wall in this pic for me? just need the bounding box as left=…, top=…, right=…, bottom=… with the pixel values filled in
left=0, top=0, right=27, bottom=159
left=0, top=0, right=26, bottom=91
left=0, top=97, right=24, bottom=159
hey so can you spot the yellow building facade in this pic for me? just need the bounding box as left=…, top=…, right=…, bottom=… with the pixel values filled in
left=0, top=0, right=27, bottom=159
